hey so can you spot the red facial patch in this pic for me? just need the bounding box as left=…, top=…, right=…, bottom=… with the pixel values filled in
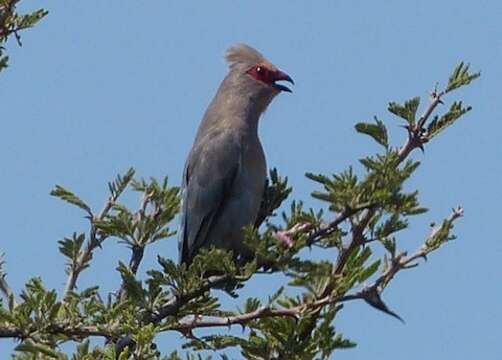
left=247, top=65, right=274, bottom=85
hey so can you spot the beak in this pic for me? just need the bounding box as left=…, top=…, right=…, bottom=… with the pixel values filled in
left=272, top=69, right=294, bottom=93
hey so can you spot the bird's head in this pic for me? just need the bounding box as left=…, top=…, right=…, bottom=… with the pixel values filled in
left=225, top=44, right=294, bottom=100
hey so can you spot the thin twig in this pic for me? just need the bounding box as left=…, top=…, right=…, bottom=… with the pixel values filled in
left=129, top=191, right=154, bottom=275
left=117, top=192, right=154, bottom=302
left=372, top=206, right=464, bottom=291
left=150, top=274, right=233, bottom=323
left=0, top=274, right=16, bottom=307
left=0, top=256, right=16, bottom=307
left=63, top=196, right=116, bottom=298
left=306, top=203, right=376, bottom=246
left=0, top=324, right=110, bottom=340
left=166, top=292, right=361, bottom=332
left=398, top=89, right=444, bottom=164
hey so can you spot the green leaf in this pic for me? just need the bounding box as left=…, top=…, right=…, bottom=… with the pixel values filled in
left=117, top=262, right=145, bottom=303
left=58, top=232, right=85, bottom=263
left=355, top=117, right=388, bottom=148
left=255, top=168, right=292, bottom=226
left=0, top=306, right=15, bottom=322
left=15, top=342, right=63, bottom=358
left=267, top=286, right=284, bottom=305
left=243, top=297, right=261, bottom=313
left=50, top=185, right=92, bottom=215
left=305, top=172, right=331, bottom=185
left=445, top=62, right=480, bottom=93
left=388, top=96, right=420, bottom=125
left=427, top=101, right=472, bottom=140
left=333, top=334, right=357, bottom=349
left=0, top=54, right=9, bottom=73
left=108, top=167, right=135, bottom=199
left=358, top=259, right=381, bottom=282
left=15, top=9, right=49, bottom=31
left=425, top=210, right=462, bottom=251
left=0, top=5, right=48, bottom=72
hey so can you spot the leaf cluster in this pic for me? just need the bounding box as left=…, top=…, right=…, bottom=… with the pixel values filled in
left=0, top=0, right=47, bottom=72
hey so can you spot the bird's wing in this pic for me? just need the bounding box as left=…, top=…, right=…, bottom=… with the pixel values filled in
left=178, top=130, right=241, bottom=264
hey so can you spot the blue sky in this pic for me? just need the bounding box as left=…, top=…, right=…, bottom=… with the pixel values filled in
left=1, top=1, right=501, bottom=358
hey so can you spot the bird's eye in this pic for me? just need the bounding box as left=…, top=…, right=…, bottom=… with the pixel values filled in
left=256, top=66, right=262, bottom=73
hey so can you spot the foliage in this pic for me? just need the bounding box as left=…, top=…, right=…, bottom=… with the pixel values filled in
left=0, top=12, right=479, bottom=358
left=0, top=0, right=47, bottom=73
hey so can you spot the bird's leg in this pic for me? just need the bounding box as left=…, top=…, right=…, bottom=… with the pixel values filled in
left=273, top=222, right=313, bottom=248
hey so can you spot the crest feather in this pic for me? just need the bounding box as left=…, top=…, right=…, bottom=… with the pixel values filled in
left=225, top=44, right=266, bottom=69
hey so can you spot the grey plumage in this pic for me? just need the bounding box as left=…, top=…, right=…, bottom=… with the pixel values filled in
left=179, top=44, right=293, bottom=265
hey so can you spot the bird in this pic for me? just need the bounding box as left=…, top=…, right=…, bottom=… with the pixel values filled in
left=178, top=44, right=294, bottom=265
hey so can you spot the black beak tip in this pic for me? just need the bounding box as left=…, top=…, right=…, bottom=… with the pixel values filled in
left=273, top=83, right=293, bottom=93
left=273, top=73, right=294, bottom=93
left=283, top=86, right=293, bottom=93
left=272, top=70, right=294, bottom=93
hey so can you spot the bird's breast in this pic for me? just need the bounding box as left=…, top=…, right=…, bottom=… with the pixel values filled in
left=229, top=136, right=266, bottom=220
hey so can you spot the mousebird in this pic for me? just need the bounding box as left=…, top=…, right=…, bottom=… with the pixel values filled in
left=179, top=44, right=293, bottom=265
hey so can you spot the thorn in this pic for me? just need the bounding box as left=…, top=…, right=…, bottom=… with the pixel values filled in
left=403, top=262, right=419, bottom=269
left=453, top=206, right=464, bottom=217
left=434, top=82, right=440, bottom=93
left=430, top=83, right=444, bottom=104
left=431, top=83, right=440, bottom=99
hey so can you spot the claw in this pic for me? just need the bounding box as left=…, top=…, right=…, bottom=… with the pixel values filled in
left=273, top=222, right=313, bottom=248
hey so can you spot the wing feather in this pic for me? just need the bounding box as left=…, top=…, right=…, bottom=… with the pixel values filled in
left=178, top=130, right=241, bottom=264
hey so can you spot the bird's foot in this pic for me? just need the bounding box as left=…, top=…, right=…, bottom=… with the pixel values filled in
left=273, top=222, right=313, bottom=248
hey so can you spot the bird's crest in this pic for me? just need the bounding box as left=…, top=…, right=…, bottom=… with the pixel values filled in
left=225, top=44, right=268, bottom=69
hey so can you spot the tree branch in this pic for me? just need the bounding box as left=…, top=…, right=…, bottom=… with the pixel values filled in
left=306, top=203, right=376, bottom=246
left=0, top=326, right=21, bottom=338
left=150, top=274, right=233, bottom=324
left=0, top=324, right=109, bottom=340
left=0, top=292, right=359, bottom=340
left=117, top=191, right=157, bottom=301
left=398, top=88, right=444, bottom=164
left=372, top=206, right=464, bottom=291
left=168, top=292, right=361, bottom=332
left=63, top=195, right=117, bottom=298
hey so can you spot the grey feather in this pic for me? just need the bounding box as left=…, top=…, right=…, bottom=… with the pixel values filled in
left=225, top=44, right=266, bottom=69
left=179, top=44, right=291, bottom=265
